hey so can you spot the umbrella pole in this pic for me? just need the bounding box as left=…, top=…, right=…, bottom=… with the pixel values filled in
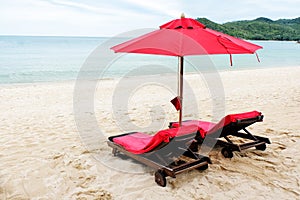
left=178, top=56, right=184, bottom=126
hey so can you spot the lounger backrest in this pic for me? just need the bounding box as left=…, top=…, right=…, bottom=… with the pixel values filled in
left=169, top=111, right=263, bottom=139
left=206, top=111, right=263, bottom=137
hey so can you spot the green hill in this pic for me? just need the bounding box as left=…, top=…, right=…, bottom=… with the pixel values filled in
left=196, top=17, right=300, bottom=41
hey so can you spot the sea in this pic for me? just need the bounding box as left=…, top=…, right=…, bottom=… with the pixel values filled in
left=0, top=35, right=299, bottom=84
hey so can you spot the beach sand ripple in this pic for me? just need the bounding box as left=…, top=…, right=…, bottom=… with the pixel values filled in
left=0, top=67, right=299, bottom=199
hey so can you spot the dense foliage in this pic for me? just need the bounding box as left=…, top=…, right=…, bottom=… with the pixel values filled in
left=196, top=17, right=300, bottom=41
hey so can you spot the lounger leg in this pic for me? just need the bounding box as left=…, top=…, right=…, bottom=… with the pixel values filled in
left=196, top=163, right=208, bottom=170
left=243, top=128, right=258, bottom=140
left=188, top=140, right=199, bottom=152
left=255, top=143, right=267, bottom=151
left=112, top=148, right=119, bottom=156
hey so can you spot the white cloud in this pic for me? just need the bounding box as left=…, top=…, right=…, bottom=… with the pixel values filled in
left=0, top=0, right=164, bottom=36
left=0, top=0, right=299, bottom=36
left=123, top=0, right=182, bottom=17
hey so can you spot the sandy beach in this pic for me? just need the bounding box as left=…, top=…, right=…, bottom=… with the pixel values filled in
left=0, top=66, right=300, bottom=199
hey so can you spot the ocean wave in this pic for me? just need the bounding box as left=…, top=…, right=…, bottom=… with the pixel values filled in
left=0, top=70, right=79, bottom=84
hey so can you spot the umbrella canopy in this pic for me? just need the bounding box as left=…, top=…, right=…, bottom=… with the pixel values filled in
left=112, top=17, right=262, bottom=56
left=111, top=15, right=262, bottom=126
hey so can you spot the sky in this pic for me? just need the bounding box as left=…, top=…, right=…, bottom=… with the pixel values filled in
left=1, top=0, right=299, bottom=37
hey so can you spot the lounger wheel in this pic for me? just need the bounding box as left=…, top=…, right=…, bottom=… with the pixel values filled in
left=221, top=147, right=233, bottom=158
left=154, top=170, right=167, bottom=187
left=255, top=143, right=266, bottom=151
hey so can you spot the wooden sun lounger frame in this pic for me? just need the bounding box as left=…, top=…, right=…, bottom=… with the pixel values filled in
left=107, top=131, right=211, bottom=187
left=169, top=115, right=271, bottom=158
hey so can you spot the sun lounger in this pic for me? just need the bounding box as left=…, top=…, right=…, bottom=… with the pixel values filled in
left=169, top=111, right=271, bottom=158
left=107, top=125, right=211, bottom=187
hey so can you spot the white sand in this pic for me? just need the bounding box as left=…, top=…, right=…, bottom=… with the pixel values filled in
left=0, top=66, right=300, bottom=199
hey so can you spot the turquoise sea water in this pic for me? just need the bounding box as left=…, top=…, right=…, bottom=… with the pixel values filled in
left=0, top=36, right=299, bottom=84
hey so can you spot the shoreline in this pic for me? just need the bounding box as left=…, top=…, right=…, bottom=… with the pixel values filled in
left=0, top=65, right=299, bottom=88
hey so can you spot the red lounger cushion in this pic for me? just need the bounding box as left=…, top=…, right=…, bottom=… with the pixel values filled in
left=112, top=125, right=198, bottom=154
left=172, top=111, right=262, bottom=138
left=171, top=120, right=215, bottom=138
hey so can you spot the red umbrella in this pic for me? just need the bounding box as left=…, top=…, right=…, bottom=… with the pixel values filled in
left=111, top=15, right=262, bottom=126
